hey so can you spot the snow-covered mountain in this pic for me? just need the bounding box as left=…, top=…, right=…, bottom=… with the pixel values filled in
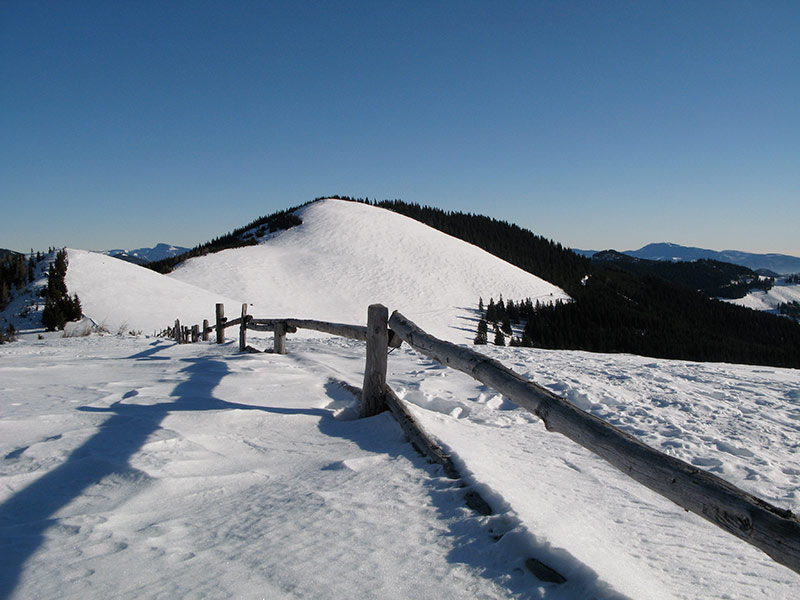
left=104, top=242, right=190, bottom=264
left=68, top=199, right=569, bottom=341
left=3, top=199, right=799, bottom=598
left=577, top=242, right=800, bottom=274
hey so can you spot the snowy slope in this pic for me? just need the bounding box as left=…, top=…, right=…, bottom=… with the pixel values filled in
left=4, top=199, right=799, bottom=598
left=168, top=199, right=569, bottom=343
left=727, top=279, right=800, bottom=314
left=64, top=249, right=244, bottom=334
left=2, top=335, right=798, bottom=599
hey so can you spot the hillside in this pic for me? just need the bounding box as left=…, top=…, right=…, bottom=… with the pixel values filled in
left=2, top=200, right=799, bottom=598
left=363, top=199, right=800, bottom=368
left=64, top=249, right=244, bottom=334
left=728, top=279, right=800, bottom=317
left=165, top=199, right=569, bottom=343
left=590, top=250, right=771, bottom=298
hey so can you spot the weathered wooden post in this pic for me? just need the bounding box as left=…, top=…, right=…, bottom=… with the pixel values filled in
left=191, top=324, right=200, bottom=343
left=239, top=303, right=248, bottom=352
left=215, top=303, right=225, bottom=344
left=361, top=304, right=389, bottom=417
left=274, top=321, right=287, bottom=354
left=202, top=319, right=209, bottom=342
left=174, top=319, right=181, bottom=343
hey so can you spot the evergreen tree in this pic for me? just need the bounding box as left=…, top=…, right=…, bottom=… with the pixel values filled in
left=493, top=325, right=505, bottom=346
left=41, top=249, right=82, bottom=331
left=473, top=319, right=488, bottom=345
left=486, top=298, right=497, bottom=323
left=501, top=317, right=512, bottom=336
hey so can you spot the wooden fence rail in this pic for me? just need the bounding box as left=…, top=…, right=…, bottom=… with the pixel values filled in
left=162, top=302, right=800, bottom=576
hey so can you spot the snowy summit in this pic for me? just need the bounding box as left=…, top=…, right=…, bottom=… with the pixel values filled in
left=67, top=199, right=569, bottom=341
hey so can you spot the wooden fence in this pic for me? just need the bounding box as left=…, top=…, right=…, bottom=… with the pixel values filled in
left=163, top=302, right=800, bottom=576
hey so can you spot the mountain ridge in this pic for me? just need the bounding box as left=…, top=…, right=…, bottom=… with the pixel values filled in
left=105, top=243, right=190, bottom=265
left=576, top=242, right=800, bottom=274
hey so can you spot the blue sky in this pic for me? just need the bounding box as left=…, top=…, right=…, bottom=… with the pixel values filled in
left=2, top=1, right=798, bottom=255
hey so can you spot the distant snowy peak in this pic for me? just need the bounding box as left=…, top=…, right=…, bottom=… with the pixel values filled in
left=580, top=243, right=800, bottom=275
left=105, top=243, right=190, bottom=264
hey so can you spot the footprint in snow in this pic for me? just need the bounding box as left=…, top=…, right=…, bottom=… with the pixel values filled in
left=691, top=456, right=724, bottom=470
left=714, top=440, right=755, bottom=458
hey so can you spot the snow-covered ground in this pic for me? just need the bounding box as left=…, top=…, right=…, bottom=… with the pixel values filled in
left=727, top=279, right=800, bottom=316
left=2, top=333, right=798, bottom=599
left=2, top=199, right=799, bottom=598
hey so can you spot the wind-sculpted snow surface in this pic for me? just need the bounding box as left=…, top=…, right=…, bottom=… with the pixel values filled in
left=168, top=199, right=570, bottom=343
left=394, top=346, right=800, bottom=599
left=1, top=333, right=798, bottom=599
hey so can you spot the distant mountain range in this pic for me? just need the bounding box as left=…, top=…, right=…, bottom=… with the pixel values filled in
left=104, top=243, right=190, bottom=265
left=574, top=242, right=800, bottom=275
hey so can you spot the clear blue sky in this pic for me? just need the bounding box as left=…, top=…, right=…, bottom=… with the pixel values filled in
left=2, top=1, right=798, bottom=255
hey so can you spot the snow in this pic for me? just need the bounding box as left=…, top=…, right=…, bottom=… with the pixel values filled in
left=726, top=279, right=800, bottom=314
left=64, top=249, right=244, bottom=335
left=167, top=199, right=570, bottom=343
left=2, top=335, right=798, bottom=599
left=2, top=199, right=799, bottom=598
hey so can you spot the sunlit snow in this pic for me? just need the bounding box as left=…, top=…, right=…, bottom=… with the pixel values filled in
left=2, top=199, right=798, bottom=599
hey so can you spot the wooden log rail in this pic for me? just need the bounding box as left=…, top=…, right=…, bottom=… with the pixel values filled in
left=387, top=310, right=800, bottom=576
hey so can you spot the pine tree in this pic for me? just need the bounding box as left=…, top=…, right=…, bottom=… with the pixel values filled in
left=41, top=249, right=82, bottom=331
left=486, top=298, right=497, bottom=323
left=493, top=325, right=505, bottom=346
left=501, top=317, right=512, bottom=336
left=473, top=319, right=488, bottom=345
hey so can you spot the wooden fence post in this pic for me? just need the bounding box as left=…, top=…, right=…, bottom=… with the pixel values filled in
left=239, top=303, right=248, bottom=351
left=174, top=319, right=181, bottom=343
left=202, top=319, right=209, bottom=342
left=274, top=321, right=287, bottom=354
left=215, top=303, right=225, bottom=344
left=191, top=324, right=200, bottom=343
left=361, top=304, right=389, bottom=417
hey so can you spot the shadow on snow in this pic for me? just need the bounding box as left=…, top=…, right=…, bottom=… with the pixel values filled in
left=0, top=340, right=624, bottom=600
left=0, top=342, right=274, bottom=600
